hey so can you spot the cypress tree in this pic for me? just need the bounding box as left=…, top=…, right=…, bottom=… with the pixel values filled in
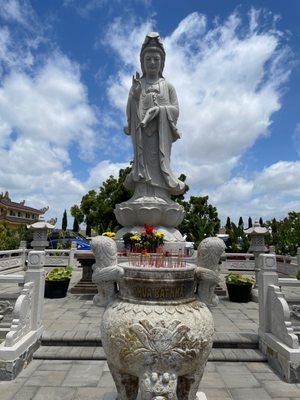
left=62, top=209, right=68, bottom=231
left=225, top=217, right=231, bottom=232
left=73, top=217, right=79, bottom=233
left=248, top=217, right=253, bottom=228
left=238, top=216, right=244, bottom=228
left=259, top=217, right=263, bottom=226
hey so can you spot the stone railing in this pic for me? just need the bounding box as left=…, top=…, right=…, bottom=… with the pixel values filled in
left=0, top=242, right=27, bottom=274
left=0, top=243, right=76, bottom=274
left=258, top=254, right=300, bottom=383
left=220, top=248, right=300, bottom=278
left=44, top=247, right=76, bottom=269
left=221, top=252, right=255, bottom=272
left=0, top=251, right=45, bottom=380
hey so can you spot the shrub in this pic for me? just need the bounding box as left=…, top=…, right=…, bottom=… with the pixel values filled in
left=225, top=273, right=255, bottom=286
left=46, top=266, right=72, bottom=281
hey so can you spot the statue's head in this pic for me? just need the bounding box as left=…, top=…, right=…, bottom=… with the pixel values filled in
left=140, top=32, right=165, bottom=77
left=197, top=237, right=226, bottom=271
left=91, top=235, right=117, bottom=268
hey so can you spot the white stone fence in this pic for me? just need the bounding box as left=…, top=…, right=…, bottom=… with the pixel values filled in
left=0, top=243, right=76, bottom=274
left=258, top=254, right=300, bottom=382
left=221, top=249, right=300, bottom=277
left=0, top=251, right=45, bottom=380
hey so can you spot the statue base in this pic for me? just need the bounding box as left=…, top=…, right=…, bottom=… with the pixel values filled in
left=114, top=196, right=185, bottom=227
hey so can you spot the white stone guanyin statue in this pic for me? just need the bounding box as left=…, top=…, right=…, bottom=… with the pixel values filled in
left=115, top=32, right=186, bottom=241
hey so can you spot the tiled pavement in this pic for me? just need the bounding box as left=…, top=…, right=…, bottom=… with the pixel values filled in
left=0, top=360, right=300, bottom=400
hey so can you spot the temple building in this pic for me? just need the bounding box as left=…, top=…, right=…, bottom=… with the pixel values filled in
left=0, top=191, right=48, bottom=229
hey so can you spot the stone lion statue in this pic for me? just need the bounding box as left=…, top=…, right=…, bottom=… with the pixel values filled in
left=195, top=237, right=226, bottom=306
left=91, top=236, right=124, bottom=307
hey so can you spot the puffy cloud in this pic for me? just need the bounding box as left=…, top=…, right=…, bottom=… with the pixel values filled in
left=254, top=161, right=300, bottom=196
left=0, top=54, right=97, bottom=158
left=206, top=161, right=300, bottom=221
left=87, top=160, right=130, bottom=189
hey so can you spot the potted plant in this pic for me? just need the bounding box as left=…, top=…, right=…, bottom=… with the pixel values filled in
left=296, top=270, right=300, bottom=280
left=225, top=273, right=255, bottom=303
left=44, top=266, right=73, bottom=298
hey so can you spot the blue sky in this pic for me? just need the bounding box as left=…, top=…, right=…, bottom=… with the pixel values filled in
left=0, top=0, right=299, bottom=225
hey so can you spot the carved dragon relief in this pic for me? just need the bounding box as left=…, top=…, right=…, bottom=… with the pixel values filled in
left=5, top=282, right=34, bottom=347
left=267, top=285, right=299, bottom=349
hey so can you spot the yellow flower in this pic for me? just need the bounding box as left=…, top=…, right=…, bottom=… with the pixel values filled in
left=102, top=232, right=116, bottom=238
left=155, top=231, right=165, bottom=238
left=130, top=234, right=141, bottom=241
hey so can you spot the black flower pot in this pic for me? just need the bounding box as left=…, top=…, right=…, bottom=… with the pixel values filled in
left=226, top=283, right=252, bottom=303
left=44, top=279, right=70, bottom=298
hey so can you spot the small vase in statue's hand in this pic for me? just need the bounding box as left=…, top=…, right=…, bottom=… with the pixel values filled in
left=140, top=106, right=159, bottom=128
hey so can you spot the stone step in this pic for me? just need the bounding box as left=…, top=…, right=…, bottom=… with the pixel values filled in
left=34, top=346, right=266, bottom=362
left=41, top=330, right=258, bottom=348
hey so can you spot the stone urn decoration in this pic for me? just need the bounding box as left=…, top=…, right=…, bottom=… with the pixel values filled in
left=92, top=236, right=214, bottom=400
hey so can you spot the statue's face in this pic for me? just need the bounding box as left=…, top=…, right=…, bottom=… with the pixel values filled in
left=143, top=50, right=161, bottom=76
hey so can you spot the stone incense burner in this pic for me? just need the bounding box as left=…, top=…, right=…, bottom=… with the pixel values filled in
left=92, top=236, right=214, bottom=400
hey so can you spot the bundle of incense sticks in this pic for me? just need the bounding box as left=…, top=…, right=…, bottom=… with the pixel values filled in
left=128, top=251, right=186, bottom=268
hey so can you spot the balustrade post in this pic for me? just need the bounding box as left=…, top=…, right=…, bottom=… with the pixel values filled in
left=25, top=251, right=45, bottom=331
left=69, top=241, right=77, bottom=269
left=19, top=240, right=27, bottom=270
left=258, top=254, right=277, bottom=338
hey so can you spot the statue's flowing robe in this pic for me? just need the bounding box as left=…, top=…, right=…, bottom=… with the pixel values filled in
left=125, top=78, right=185, bottom=197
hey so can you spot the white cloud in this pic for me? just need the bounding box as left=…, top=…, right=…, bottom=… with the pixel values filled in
left=0, top=54, right=97, bottom=158
left=0, top=0, right=35, bottom=28
left=254, top=161, right=300, bottom=196
left=87, top=160, right=130, bottom=189
left=206, top=161, right=300, bottom=222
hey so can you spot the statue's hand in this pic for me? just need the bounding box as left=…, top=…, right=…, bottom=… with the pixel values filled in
left=131, top=71, right=142, bottom=98
left=141, top=106, right=159, bottom=128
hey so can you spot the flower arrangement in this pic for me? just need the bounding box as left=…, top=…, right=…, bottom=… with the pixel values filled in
left=123, top=225, right=165, bottom=253
left=102, top=231, right=116, bottom=239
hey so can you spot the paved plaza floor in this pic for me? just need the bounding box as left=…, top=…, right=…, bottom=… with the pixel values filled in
left=1, top=268, right=300, bottom=399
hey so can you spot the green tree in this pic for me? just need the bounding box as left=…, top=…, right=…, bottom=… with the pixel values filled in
left=225, top=217, right=231, bottom=233
left=265, top=212, right=300, bottom=256
left=259, top=217, right=263, bottom=226
left=0, top=224, right=25, bottom=250
left=238, top=216, right=244, bottom=229
left=73, top=217, right=79, bottom=233
left=62, top=209, right=68, bottom=231
left=71, top=166, right=133, bottom=235
left=248, top=217, right=253, bottom=228
left=179, top=195, right=220, bottom=248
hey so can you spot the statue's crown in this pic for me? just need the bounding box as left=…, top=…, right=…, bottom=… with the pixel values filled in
left=141, top=32, right=165, bottom=56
